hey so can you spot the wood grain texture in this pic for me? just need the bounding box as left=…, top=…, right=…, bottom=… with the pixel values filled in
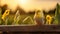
left=0, top=25, right=60, bottom=32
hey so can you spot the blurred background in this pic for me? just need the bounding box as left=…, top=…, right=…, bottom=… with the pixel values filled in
left=0, top=0, right=60, bottom=34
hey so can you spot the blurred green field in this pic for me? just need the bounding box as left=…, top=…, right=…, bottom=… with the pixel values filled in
left=0, top=14, right=37, bottom=25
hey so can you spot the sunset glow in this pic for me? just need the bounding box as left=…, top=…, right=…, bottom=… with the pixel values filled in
left=0, top=0, right=59, bottom=12
left=18, top=0, right=28, bottom=4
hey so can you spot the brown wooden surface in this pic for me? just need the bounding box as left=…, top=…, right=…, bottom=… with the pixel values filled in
left=0, top=25, right=60, bottom=32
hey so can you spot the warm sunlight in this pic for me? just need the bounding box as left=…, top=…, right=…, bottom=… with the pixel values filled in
left=18, top=0, right=28, bottom=5
left=0, top=0, right=57, bottom=12
left=0, top=0, right=60, bottom=26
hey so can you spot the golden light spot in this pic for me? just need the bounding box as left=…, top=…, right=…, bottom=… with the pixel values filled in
left=46, top=15, right=52, bottom=25
left=2, top=9, right=10, bottom=21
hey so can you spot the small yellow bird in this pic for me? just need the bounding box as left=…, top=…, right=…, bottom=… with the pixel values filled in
left=2, top=9, right=10, bottom=21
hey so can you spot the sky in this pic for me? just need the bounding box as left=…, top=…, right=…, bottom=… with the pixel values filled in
left=0, top=0, right=60, bottom=12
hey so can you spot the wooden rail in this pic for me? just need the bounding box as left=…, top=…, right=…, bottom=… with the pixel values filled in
left=0, top=25, right=60, bottom=32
